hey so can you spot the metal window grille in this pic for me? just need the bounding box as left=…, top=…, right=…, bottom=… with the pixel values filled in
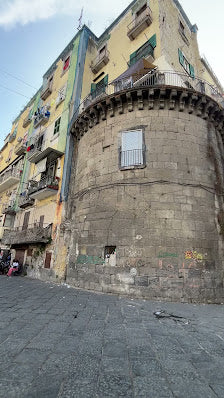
left=120, top=130, right=145, bottom=168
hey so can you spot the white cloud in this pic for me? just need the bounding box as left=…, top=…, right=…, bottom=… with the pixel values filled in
left=0, top=0, right=131, bottom=28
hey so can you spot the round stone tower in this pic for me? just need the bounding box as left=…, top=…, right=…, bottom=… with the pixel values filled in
left=66, top=84, right=224, bottom=303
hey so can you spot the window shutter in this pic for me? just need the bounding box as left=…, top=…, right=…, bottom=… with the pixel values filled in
left=129, top=50, right=137, bottom=66
left=13, top=126, right=18, bottom=137
left=103, top=74, right=108, bottom=86
left=28, top=108, right=33, bottom=119
left=91, top=83, right=96, bottom=93
left=148, top=34, right=156, bottom=49
left=178, top=48, right=184, bottom=66
left=63, top=56, right=70, bottom=71
left=189, top=64, right=195, bottom=78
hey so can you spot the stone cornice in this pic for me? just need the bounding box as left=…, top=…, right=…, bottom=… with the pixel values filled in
left=71, top=86, right=224, bottom=140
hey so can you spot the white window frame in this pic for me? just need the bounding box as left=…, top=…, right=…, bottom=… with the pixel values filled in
left=119, top=129, right=145, bottom=169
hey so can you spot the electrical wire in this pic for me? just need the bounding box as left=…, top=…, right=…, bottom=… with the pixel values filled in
left=0, top=68, right=39, bottom=91
left=72, top=180, right=220, bottom=201
left=0, top=84, right=31, bottom=99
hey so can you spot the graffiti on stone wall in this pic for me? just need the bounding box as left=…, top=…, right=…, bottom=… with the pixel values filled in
left=158, top=260, right=176, bottom=271
left=76, top=254, right=104, bottom=265
left=158, top=252, right=178, bottom=259
left=184, top=250, right=206, bottom=262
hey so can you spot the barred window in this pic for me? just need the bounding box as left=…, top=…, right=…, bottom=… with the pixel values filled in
left=119, top=129, right=145, bottom=169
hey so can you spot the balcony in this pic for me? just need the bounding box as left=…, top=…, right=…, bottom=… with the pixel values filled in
left=0, top=169, right=21, bottom=193
left=27, top=146, right=42, bottom=163
left=27, top=145, right=63, bottom=164
left=41, top=80, right=53, bottom=100
left=127, top=7, right=153, bottom=41
left=28, top=176, right=59, bottom=200
left=78, top=70, right=224, bottom=116
left=2, top=203, right=16, bottom=215
left=8, top=130, right=17, bottom=143
left=18, top=194, right=35, bottom=209
left=23, top=115, right=32, bottom=128
left=2, top=223, right=52, bottom=245
left=91, top=48, right=110, bottom=74
left=14, top=141, right=27, bottom=156
left=33, top=113, right=49, bottom=128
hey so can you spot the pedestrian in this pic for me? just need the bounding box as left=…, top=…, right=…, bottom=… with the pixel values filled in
left=7, top=259, right=19, bottom=277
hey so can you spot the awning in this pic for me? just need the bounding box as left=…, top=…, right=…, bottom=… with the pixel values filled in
left=111, top=59, right=156, bottom=84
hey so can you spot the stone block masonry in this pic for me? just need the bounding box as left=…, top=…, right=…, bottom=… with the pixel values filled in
left=66, top=87, right=224, bottom=303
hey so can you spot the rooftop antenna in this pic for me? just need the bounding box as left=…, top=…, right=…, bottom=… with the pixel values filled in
left=77, top=7, right=84, bottom=30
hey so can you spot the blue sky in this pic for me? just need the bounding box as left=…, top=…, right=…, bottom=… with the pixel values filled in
left=0, top=0, right=223, bottom=148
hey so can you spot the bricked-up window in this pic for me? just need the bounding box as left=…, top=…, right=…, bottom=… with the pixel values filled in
left=54, top=117, right=61, bottom=135
left=119, top=129, right=145, bottom=169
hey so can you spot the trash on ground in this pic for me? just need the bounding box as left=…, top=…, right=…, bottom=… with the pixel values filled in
left=153, top=310, right=190, bottom=324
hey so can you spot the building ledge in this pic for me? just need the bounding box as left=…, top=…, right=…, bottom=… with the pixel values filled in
left=71, top=82, right=224, bottom=140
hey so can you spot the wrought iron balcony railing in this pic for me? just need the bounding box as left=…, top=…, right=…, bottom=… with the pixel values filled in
left=28, top=176, right=59, bottom=196
left=22, top=115, right=32, bottom=128
left=119, top=148, right=145, bottom=169
left=41, top=80, right=53, bottom=100
left=127, top=7, right=153, bottom=40
left=77, top=70, right=224, bottom=116
left=18, top=193, right=35, bottom=209
left=91, top=48, right=110, bottom=74
left=14, top=141, right=27, bottom=156
left=2, top=202, right=16, bottom=215
left=0, top=168, right=21, bottom=185
left=33, top=113, right=49, bottom=128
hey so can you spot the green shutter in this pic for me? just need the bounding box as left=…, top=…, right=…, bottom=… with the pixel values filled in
left=129, top=50, right=137, bottom=66
left=37, top=97, right=43, bottom=109
left=178, top=48, right=184, bottom=66
left=148, top=34, right=156, bottom=49
left=12, top=127, right=17, bottom=137
left=189, top=64, right=195, bottom=79
left=28, top=109, right=33, bottom=119
left=103, top=74, right=108, bottom=86
left=91, top=83, right=96, bottom=93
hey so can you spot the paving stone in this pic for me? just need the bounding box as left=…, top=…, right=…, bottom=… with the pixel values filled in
left=133, top=376, right=174, bottom=398
left=96, top=374, right=133, bottom=398
left=1, top=276, right=224, bottom=398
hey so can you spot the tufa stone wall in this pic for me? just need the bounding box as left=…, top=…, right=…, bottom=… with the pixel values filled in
left=65, top=87, right=224, bottom=303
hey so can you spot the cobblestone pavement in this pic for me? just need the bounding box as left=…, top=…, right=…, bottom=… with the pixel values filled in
left=0, top=276, right=224, bottom=398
